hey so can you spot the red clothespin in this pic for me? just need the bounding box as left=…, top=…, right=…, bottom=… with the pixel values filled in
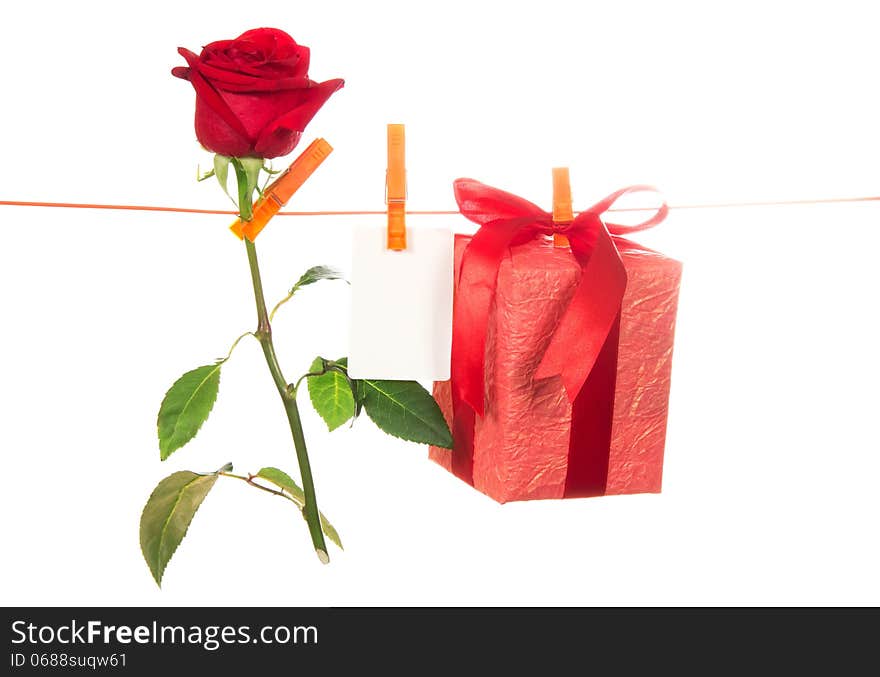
left=230, top=138, right=333, bottom=241
left=385, top=124, right=407, bottom=250
left=552, top=167, right=573, bottom=248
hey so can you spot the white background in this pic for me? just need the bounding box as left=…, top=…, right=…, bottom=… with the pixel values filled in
left=1, top=0, right=878, bottom=605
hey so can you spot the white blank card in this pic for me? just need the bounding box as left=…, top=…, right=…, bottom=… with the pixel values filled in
left=348, top=223, right=454, bottom=381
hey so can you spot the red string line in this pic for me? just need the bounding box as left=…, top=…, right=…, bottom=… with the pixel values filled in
left=0, top=195, right=878, bottom=216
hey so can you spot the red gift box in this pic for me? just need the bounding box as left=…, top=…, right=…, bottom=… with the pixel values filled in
left=429, top=179, right=682, bottom=503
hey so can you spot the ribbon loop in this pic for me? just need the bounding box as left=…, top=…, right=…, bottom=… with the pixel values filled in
left=454, top=178, right=549, bottom=227
left=589, top=184, right=669, bottom=235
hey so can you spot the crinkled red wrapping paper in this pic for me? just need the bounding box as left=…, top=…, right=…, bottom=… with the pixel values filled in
left=430, top=234, right=682, bottom=503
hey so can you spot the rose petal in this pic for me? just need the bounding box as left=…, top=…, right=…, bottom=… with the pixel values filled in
left=207, top=48, right=307, bottom=80
left=253, top=129, right=302, bottom=159
left=235, top=28, right=309, bottom=75
left=176, top=48, right=254, bottom=148
left=202, top=39, right=237, bottom=56
left=236, top=27, right=296, bottom=52
left=194, top=97, right=254, bottom=157
left=290, top=45, right=310, bottom=78
left=177, top=47, right=201, bottom=65
left=253, top=78, right=344, bottom=157
left=191, top=58, right=312, bottom=92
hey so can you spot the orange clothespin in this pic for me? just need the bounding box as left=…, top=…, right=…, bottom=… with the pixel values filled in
left=230, top=138, right=333, bottom=241
left=552, top=167, right=573, bottom=248
left=385, top=124, right=407, bottom=250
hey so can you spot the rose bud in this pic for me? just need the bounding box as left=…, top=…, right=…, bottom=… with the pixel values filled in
left=172, top=27, right=344, bottom=159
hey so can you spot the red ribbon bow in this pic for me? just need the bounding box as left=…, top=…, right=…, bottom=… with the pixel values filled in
left=448, top=178, right=668, bottom=495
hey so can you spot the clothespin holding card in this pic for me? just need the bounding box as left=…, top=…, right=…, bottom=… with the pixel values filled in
left=348, top=124, right=454, bottom=380
left=229, top=138, right=333, bottom=241
left=552, top=167, right=572, bottom=248
left=386, top=123, right=407, bottom=250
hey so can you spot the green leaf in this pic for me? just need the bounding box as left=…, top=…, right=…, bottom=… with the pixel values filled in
left=332, top=357, right=362, bottom=421
left=255, top=467, right=343, bottom=550
left=213, top=154, right=231, bottom=198
left=356, top=379, right=453, bottom=448
left=230, top=156, right=263, bottom=220
left=157, top=363, right=222, bottom=460
left=257, top=467, right=305, bottom=503
left=290, top=265, right=346, bottom=295
left=337, top=358, right=365, bottom=420
left=317, top=515, right=342, bottom=552
left=140, top=467, right=223, bottom=586
left=239, top=156, right=263, bottom=195
left=307, top=357, right=355, bottom=431
left=269, top=266, right=347, bottom=321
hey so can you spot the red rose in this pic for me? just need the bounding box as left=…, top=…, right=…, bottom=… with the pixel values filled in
left=172, top=28, right=343, bottom=158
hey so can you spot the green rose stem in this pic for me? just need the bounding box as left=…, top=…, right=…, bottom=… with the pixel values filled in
left=233, top=160, right=329, bottom=564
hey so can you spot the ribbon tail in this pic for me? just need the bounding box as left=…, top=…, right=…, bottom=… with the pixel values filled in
left=563, top=312, right=621, bottom=497
left=535, top=222, right=627, bottom=400
left=451, top=217, right=532, bottom=415
left=450, top=399, right=477, bottom=484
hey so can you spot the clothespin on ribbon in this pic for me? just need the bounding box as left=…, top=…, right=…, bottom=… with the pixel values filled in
left=385, top=124, right=407, bottom=250
left=230, top=138, right=333, bottom=241
left=552, top=167, right=573, bottom=248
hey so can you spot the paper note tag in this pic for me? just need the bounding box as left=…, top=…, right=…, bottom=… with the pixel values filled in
left=348, top=222, right=453, bottom=381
